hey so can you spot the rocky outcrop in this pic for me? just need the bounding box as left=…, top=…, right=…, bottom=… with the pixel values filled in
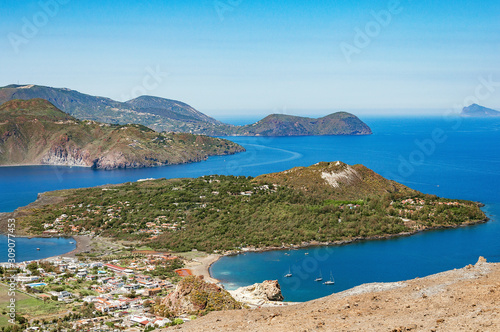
left=155, top=276, right=242, bottom=317
left=229, top=280, right=287, bottom=308
left=233, top=280, right=284, bottom=302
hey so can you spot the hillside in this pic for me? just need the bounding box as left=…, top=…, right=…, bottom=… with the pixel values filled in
left=235, top=112, right=372, bottom=136
left=461, top=104, right=500, bottom=117
left=0, top=99, right=244, bottom=169
left=0, top=84, right=229, bottom=134
left=166, top=258, right=499, bottom=331
left=0, top=85, right=372, bottom=136
left=1, top=162, right=485, bottom=252
left=255, top=161, right=413, bottom=200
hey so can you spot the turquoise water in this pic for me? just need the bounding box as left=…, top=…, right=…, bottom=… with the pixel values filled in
left=0, top=235, right=75, bottom=262
left=1, top=116, right=499, bottom=295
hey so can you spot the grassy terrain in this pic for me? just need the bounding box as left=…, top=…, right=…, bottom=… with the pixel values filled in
left=0, top=284, right=66, bottom=327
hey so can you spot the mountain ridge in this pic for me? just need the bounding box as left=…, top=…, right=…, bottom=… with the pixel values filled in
left=0, top=84, right=372, bottom=136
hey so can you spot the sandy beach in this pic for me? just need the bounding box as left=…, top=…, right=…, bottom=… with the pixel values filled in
left=60, top=235, right=92, bottom=258
left=185, top=254, right=221, bottom=284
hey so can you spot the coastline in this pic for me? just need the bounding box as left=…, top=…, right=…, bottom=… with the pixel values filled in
left=207, top=217, right=490, bottom=284
left=59, top=235, right=92, bottom=258
left=187, top=254, right=222, bottom=284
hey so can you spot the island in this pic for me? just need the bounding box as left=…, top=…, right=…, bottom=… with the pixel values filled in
left=0, top=99, right=244, bottom=169
left=0, top=84, right=372, bottom=136
left=461, top=103, right=500, bottom=117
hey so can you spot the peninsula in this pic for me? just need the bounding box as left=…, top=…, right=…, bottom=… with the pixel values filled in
left=1, top=162, right=485, bottom=249
left=0, top=99, right=244, bottom=169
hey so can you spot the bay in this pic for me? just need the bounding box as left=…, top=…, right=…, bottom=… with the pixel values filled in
left=0, top=235, right=75, bottom=262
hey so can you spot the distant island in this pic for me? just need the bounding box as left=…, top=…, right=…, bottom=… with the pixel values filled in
left=0, top=99, right=244, bottom=169
left=1, top=161, right=485, bottom=250
left=0, top=84, right=372, bottom=136
left=461, top=104, right=500, bottom=117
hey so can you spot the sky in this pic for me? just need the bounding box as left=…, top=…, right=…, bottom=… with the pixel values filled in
left=1, top=0, right=499, bottom=117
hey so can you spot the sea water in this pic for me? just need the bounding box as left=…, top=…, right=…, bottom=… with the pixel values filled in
left=0, top=116, right=499, bottom=296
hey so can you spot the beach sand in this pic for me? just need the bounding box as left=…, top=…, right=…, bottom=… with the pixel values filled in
left=185, top=254, right=221, bottom=284
left=60, top=235, right=92, bottom=258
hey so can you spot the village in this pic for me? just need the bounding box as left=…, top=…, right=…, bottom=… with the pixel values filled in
left=1, top=250, right=195, bottom=331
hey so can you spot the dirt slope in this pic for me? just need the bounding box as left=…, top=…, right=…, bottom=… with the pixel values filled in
left=167, top=257, right=499, bottom=331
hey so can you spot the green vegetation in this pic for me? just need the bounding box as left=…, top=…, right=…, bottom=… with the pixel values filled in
left=13, top=162, right=485, bottom=252
left=0, top=85, right=372, bottom=136
left=0, top=99, right=244, bottom=169
left=233, top=112, right=372, bottom=136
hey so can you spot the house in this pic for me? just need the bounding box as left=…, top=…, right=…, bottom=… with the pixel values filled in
left=49, top=290, right=73, bottom=301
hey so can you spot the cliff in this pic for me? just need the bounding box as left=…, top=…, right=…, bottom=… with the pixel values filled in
left=0, top=99, right=244, bottom=169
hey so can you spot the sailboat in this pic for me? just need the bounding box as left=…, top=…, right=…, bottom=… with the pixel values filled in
left=314, top=271, right=323, bottom=282
left=323, top=271, right=335, bottom=285
left=284, top=267, right=292, bottom=278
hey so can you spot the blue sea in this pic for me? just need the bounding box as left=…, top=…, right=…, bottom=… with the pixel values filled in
left=1, top=116, right=499, bottom=300
left=0, top=235, right=75, bottom=262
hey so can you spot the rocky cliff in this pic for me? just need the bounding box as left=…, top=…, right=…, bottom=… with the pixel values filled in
left=0, top=99, right=244, bottom=169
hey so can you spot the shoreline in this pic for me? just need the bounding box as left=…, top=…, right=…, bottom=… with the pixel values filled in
left=206, top=217, right=490, bottom=283
left=187, top=254, right=222, bottom=284
left=59, top=235, right=92, bottom=258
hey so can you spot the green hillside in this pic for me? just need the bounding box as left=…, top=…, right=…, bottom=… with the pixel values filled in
left=0, top=99, right=244, bottom=169
left=0, top=85, right=372, bottom=136
left=4, top=162, right=485, bottom=252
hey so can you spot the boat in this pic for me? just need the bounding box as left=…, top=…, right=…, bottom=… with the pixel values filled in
left=36, top=248, right=40, bottom=251
left=69, top=242, right=74, bottom=244
left=315, top=271, right=323, bottom=282
left=284, top=267, right=292, bottom=278
left=323, top=271, right=335, bottom=285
